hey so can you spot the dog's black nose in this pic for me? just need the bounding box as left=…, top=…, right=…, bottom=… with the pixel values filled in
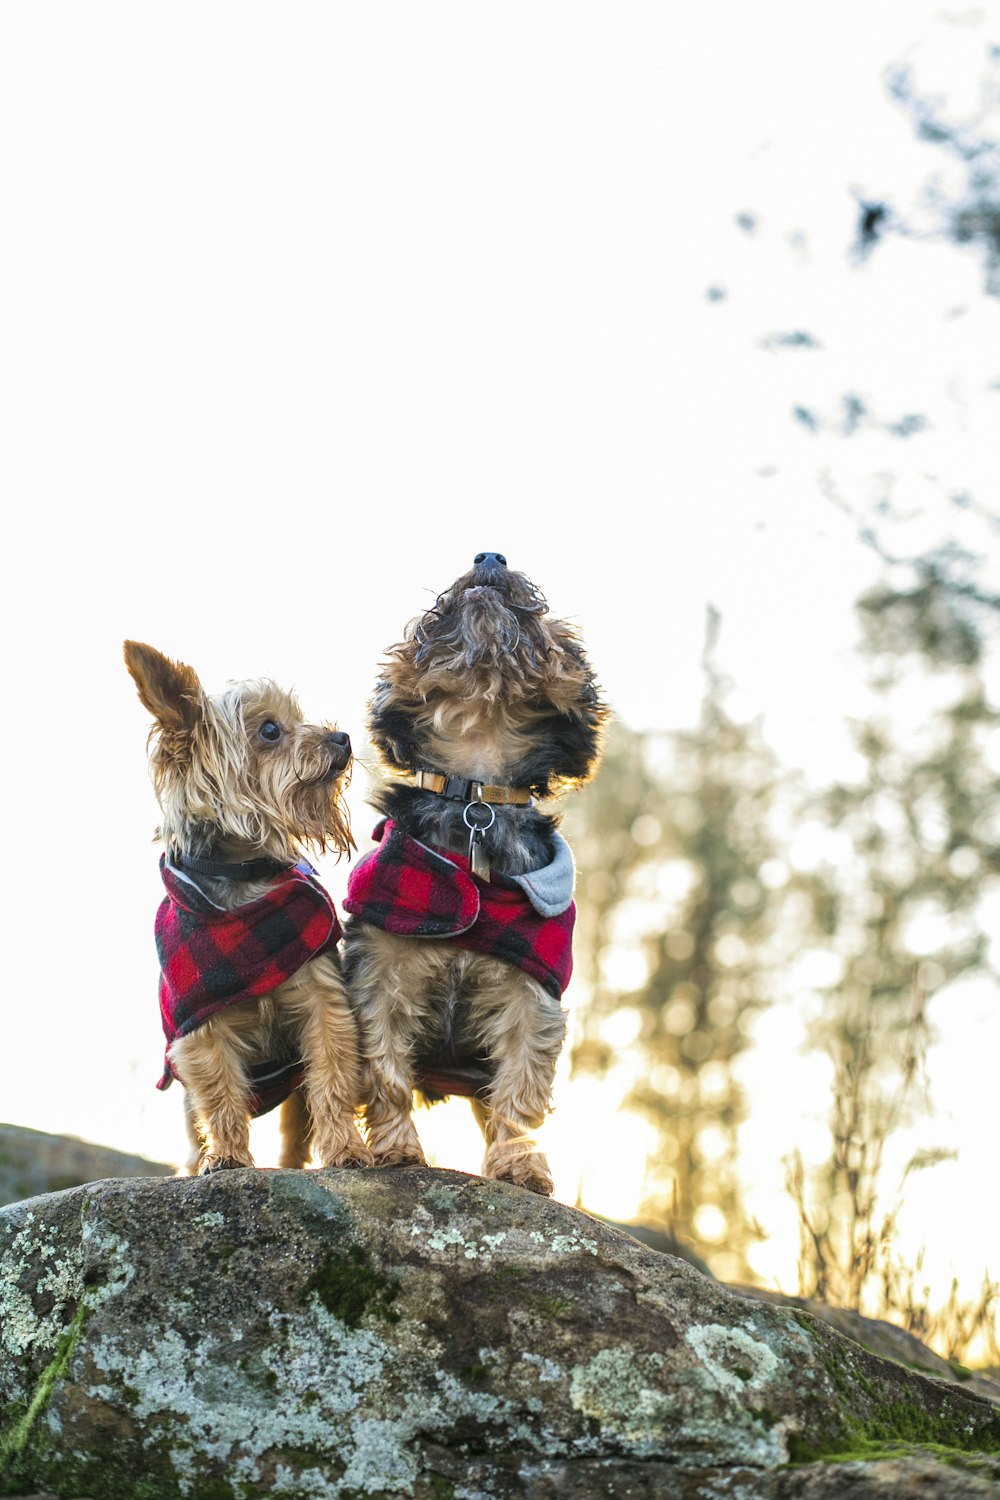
left=324, top=730, right=351, bottom=774
left=473, top=551, right=507, bottom=568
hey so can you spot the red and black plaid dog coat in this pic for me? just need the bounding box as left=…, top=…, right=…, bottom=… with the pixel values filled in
left=343, top=819, right=575, bottom=998
left=156, top=856, right=341, bottom=1116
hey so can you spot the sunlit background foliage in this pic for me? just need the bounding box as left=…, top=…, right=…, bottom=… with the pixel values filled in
left=565, top=27, right=1000, bottom=1364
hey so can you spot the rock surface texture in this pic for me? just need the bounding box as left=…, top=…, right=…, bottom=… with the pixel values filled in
left=1, top=1167, right=999, bottom=1499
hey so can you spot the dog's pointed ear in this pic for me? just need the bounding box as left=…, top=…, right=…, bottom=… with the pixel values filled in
left=123, top=641, right=203, bottom=734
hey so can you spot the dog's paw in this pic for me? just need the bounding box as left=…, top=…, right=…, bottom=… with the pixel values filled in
left=370, top=1146, right=427, bottom=1169
left=318, top=1137, right=376, bottom=1170
left=199, top=1155, right=253, bottom=1175
left=485, top=1150, right=554, bottom=1197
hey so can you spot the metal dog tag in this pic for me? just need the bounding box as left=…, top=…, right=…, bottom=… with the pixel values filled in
left=463, top=800, right=496, bottom=883
left=469, top=827, right=491, bottom=882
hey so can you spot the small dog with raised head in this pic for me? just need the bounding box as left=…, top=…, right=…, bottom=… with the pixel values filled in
left=124, top=641, right=372, bottom=1175
left=343, top=552, right=607, bottom=1194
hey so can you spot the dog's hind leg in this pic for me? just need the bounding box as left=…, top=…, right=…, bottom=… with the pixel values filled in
left=182, top=1091, right=207, bottom=1176
left=278, top=1087, right=312, bottom=1169
left=472, top=966, right=567, bottom=1196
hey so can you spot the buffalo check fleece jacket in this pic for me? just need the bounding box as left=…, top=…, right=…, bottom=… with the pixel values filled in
left=343, top=818, right=576, bottom=999
left=155, top=856, right=341, bottom=1116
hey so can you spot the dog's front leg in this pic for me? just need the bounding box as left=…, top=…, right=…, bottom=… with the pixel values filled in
left=169, top=1023, right=255, bottom=1173
left=346, top=927, right=428, bottom=1168
left=474, top=969, right=567, bottom=1196
left=280, top=958, right=374, bottom=1169
left=364, top=1072, right=426, bottom=1167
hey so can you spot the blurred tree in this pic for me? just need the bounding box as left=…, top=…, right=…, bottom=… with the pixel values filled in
left=856, top=43, right=1000, bottom=296
left=784, top=22, right=1000, bottom=1348
left=569, top=610, right=782, bottom=1281
left=569, top=566, right=998, bottom=1334
left=789, top=562, right=1000, bottom=1317
left=568, top=17, right=1000, bottom=1336
left=788, top=21, right=1000, bottom=521
left=568, top=722, right=666, bottom=1055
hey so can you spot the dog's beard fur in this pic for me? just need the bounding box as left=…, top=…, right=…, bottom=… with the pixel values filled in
left=124, top=644, right=354, bottom=866
left=413, top=566, right=550, bottom=682
left=371, top=564, right=608, bottom=801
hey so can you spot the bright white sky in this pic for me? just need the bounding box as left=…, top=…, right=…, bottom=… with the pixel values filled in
left=2, top=3, right=997, bottom=1322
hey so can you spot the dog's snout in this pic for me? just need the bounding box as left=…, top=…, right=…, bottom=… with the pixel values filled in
left=328, top=731, right=351, bottom=749
left=473, top=551, right=507, bottom=569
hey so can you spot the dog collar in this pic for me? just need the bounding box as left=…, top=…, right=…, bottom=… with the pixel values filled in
left=171, top=849, right=294, bottom=882
left=415, top=770, right=533, bottom=807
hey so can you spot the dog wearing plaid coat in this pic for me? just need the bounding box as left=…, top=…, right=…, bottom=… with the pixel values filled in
left=125, top=642, right=371, bottom=1175
left=343, top=553, right=607, bottom=1195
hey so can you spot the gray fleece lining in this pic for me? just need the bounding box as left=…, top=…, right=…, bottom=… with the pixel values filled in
left=510, top=832, right=576, bottom=917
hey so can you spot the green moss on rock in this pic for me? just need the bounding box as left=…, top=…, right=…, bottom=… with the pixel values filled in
left=302, top=1243, right=400, bottom=1329
left=0, top=1298, right=88, bottom=1477
left=485, top=1264, right=573, bottom=1319
left=786, top=1389, right=1000, bottom=1466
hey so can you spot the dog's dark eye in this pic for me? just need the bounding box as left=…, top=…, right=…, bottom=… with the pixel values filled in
left=258, top=720, right=282, bottom=742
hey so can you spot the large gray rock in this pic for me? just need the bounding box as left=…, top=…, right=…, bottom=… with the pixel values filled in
left=0, top=1125, right=172, bottom=1210
left=1, top=1167, right=999, bottom=1499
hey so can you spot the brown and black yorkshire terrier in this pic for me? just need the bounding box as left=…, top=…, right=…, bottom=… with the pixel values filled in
left=342, top=552, right=607, bottom=1195
left=125, top=641, right=372, bottom=1175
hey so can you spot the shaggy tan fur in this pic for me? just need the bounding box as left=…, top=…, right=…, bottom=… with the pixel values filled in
left=124, top=641, right=370, bottom=1175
